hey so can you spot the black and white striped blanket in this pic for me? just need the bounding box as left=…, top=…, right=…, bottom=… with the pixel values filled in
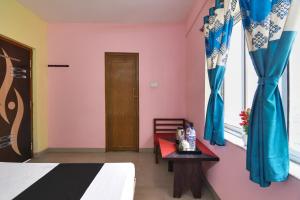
left=0, top=162, right=135, bottom=200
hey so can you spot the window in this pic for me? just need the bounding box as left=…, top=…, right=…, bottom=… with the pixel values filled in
left=245, top=44, right=258, bottom=109
left=289, top=34, right=300, bottom=164
left=223, top=21, right=259, bottom=136
left=224, top=21, right=243, bottom=131
left=224, top=20, right=287, bottom=135
left=223, top=19, right=287, bottom=140
left=221, top=19, right=300, bottom=179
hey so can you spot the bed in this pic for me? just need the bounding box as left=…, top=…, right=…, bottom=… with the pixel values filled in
left=0, top=162, right=135, bottom=200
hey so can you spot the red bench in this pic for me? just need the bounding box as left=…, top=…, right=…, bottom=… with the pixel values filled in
left=153, top=118, right=192, bottom=163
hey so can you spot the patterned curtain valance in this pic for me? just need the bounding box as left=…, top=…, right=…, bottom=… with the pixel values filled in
left=241, top=0, right=300, bottom=52
left=204, top=0, right=240, bottom=70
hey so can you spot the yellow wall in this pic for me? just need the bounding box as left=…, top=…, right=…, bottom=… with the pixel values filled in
left=0, top=0, right=48, bottom=153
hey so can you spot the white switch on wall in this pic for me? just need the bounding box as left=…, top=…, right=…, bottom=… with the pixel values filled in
left=149, top=81, right=159, bottom=88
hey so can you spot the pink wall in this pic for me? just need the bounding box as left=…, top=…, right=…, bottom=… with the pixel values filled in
left=185, top=1, right=300, bottom=199
left=185, top=0, right=212, bottom=136
left=48, top=23, right=187, bottom=148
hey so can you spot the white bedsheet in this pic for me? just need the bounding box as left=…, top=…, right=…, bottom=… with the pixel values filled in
left=0, top=162, right=135, bottom=200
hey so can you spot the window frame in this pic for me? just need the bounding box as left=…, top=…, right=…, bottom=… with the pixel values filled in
left=287, top=62, right=300, bottom=165
left=223, top=20, right=246, bottom=136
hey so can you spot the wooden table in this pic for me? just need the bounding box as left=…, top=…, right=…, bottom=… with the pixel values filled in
left=158, top=138, right=219, bottom=198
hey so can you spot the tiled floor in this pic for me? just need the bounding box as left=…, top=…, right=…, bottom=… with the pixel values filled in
left=30, top=152, right=215, bottom=200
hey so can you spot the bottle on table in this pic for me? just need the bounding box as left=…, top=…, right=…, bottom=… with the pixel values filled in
left=186, top=123, right=196, bottom=151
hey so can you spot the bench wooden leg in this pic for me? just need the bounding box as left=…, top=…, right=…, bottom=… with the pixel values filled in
left=168, top=161, right=173, bottom=172
left=155, top=144, right=159, bottom=164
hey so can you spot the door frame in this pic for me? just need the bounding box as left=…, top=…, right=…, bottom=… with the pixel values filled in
left=0, top=34, right=33, bottom=158
left=105, top=52, right=139, bottom=152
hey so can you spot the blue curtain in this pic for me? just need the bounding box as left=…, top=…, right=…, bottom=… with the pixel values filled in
left=238, top=0, right=300, bottom=187
left=204, top=0, right=238, bottom=145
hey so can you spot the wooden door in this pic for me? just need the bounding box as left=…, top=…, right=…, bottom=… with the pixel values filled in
left=105, top=53, right=139, bottom=151
left=0, top=36, right=32, bottom=162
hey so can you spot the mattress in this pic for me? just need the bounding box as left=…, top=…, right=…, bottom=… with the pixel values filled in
left=0, top=162, right=135, bottom=200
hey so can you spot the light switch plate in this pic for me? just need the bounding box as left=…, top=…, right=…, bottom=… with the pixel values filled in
left=149, top=81, right=159, bottom=88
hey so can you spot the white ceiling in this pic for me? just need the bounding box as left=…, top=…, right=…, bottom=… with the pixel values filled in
left=17, top=0, right=197, bottom=23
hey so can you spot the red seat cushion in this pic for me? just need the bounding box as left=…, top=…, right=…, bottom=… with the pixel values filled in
left=154, top=133, right=176, bottom=146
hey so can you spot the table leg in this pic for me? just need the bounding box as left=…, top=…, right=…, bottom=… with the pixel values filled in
left=190, top=162, right=203, bottom=198
left=173, top=161, right=203, bottom=198
left=173, top=161, right=184, bottom=198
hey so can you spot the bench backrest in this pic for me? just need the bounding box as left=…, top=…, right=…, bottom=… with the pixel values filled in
left=154, top=118, right=192, bottom=134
